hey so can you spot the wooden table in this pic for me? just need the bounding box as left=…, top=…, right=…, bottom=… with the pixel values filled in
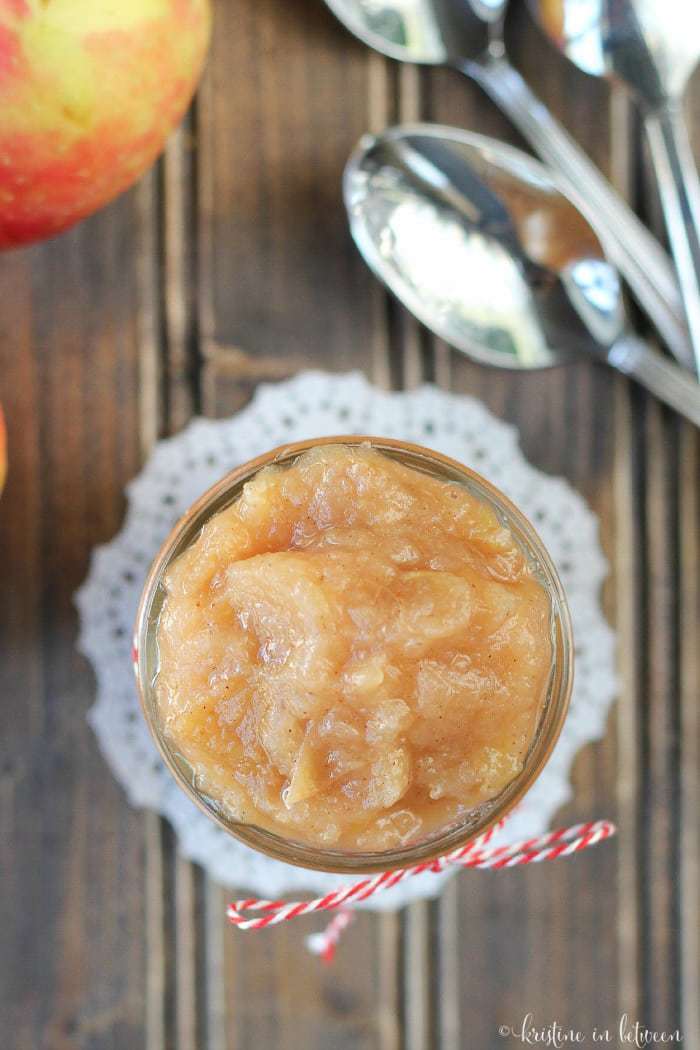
left=2, top=2, right=698, bottom=1047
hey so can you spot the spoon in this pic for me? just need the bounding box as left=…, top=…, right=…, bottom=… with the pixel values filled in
left=529, top=0, right=700, bottom=376
left=323, top=0, right=695, bottom=370
left=343, top=123, right=700, bottom=425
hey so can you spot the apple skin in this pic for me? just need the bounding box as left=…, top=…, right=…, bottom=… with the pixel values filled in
left=0, top=0, right=211, bottom=249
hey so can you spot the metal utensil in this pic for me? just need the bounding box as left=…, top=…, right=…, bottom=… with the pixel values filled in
left=343, top=123, right=700, bottom=425
left=323, top=0, right=694, bottom=369
left=529, top=0, right=700, bottom=375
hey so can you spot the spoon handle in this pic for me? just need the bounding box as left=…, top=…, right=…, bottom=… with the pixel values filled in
left=644, top=105, right=700, bottom=376
left=607, top=335, right=700, bottom=427
left=462, top=56, right=695, bottom=371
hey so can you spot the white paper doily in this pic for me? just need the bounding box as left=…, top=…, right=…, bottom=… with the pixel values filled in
left=76, top=371, right=617, bottom=911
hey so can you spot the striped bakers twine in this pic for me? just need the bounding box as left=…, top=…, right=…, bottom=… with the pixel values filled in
left=226, top=818, right=616, bottom=945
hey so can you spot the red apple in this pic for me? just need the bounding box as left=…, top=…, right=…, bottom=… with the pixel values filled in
left=0, top=0, right=211, bottom=249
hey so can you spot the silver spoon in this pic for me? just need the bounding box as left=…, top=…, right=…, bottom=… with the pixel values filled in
left=343, top=123, right=700, bottom=425
left=323, top=0, right=694, bottom=370
left=529, top=0, right=700, bottom=376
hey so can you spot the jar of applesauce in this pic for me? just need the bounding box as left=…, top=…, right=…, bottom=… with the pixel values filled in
left=135, top=437, right=573, bottom=874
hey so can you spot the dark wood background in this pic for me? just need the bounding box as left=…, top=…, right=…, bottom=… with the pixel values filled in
left=1, top=2, right=698, bottom=1048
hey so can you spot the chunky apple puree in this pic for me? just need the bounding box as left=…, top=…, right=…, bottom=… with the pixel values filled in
left=155, top=445, right=553, bottom=851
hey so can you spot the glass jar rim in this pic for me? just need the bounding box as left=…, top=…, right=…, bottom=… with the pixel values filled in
left=134, top=436, right=574, bottom=874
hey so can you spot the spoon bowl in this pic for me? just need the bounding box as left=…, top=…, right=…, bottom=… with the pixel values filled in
left=323, top=0, right=501, bottom=65
left=345, top=124, right=623, bottom=369
left=530, top=0, right=700, bottom=107
left=344, top=124, right=700, bottom=423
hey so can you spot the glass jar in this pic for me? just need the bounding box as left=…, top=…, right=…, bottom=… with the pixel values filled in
left=134, top=436, right=573, bottom=874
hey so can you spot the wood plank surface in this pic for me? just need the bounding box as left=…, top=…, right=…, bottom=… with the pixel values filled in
left=1, top=1, right=698, bottom=1048
left=1, top=204, right=149, bottom=1049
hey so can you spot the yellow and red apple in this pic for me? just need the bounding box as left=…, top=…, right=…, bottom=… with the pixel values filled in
left=0, top=0, right=211, bottom=249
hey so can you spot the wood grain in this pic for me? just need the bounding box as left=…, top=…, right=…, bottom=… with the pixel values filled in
left=0, top=0, right=697, bottom=1047
left=0, top=200, right=150, bottom=1050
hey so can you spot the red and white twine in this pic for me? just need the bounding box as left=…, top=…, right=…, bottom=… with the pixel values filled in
left=226, top=818, right=615, bottom=957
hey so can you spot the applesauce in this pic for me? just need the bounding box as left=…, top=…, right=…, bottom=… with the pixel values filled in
left=145, top=441, right=566, bottom=859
